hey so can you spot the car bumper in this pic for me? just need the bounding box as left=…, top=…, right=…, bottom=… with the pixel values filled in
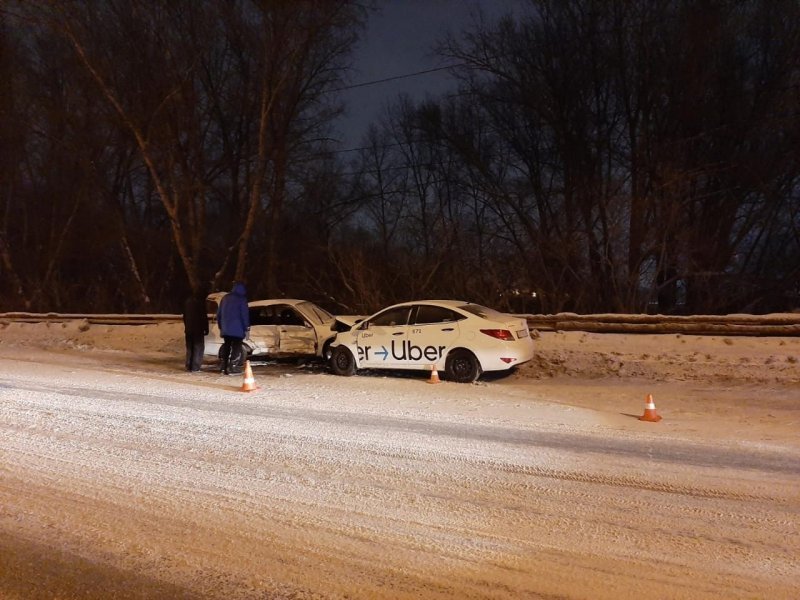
left=475, top=341, right=535, bottom=372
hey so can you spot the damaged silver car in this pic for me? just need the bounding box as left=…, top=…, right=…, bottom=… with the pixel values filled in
left=204, top=294, right=362, bottom=362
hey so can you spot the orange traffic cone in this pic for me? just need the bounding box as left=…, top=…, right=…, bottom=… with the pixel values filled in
left=427, top=365, right=442, bottom=384
left=240, top=360, right=259, bottom=392
left=638, top=394, right=662, bottom=422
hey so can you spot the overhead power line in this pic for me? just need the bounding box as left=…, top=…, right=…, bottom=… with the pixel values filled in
left=329, top=64, right=464, bottom=93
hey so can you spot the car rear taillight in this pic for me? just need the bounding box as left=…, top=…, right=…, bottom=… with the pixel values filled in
left=480, top=329, right=514, bottom=341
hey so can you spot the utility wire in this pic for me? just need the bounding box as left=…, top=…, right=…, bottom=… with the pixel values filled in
left=328, top=64, right=464, bottom=93
left=326, top=0, right=754, bottom=97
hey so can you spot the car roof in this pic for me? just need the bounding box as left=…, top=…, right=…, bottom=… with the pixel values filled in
left=248, top=299, right=308, bottom=307
left=384, top=300, right=469, bottom=309
left=206, top=294, right=312, bottom=308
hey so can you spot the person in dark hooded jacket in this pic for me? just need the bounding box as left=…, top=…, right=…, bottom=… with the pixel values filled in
left=183, top=291, right=209, bottom=372
left=217, top=281, right=249, bottom=374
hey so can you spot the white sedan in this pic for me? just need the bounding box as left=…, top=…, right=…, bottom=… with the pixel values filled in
left=328, top=300, right=534, bottom=383
left=204, top=295, right=362, bottom=362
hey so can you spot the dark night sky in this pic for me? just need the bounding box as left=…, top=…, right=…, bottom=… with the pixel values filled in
left=333, top=0, right=525, bottom=149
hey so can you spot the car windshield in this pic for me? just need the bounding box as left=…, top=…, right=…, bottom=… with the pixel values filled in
left=297, top=301, right=333, bottom=325
left=457, top=303, right=507, bottom=320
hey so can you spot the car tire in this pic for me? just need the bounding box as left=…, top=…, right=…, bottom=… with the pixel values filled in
left=445, top=349, right=481, bottom=383
left=329, top=346, right=356, bottom=376
left=322, top=339, right=334, bottom=362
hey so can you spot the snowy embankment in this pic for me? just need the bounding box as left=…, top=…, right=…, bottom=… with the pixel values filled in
left=0, top=316, right=798, bottom=385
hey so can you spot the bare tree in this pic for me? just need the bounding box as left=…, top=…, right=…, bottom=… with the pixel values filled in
left=18, top=0, right=363, bottom=301
left=0, top=8, right=29, bottom=309
left=434, top=0, right=800, bottom=313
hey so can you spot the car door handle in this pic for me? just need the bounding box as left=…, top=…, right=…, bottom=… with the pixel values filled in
left=392, top=331, right=404, bottom=336
left=441, top=327, right=454, bottom=332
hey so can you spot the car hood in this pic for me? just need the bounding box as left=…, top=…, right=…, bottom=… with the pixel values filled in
left=332, top=315, right=366, bottom=331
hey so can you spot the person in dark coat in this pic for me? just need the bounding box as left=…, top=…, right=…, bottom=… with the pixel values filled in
left=217, top=281, right=250, bottom=375
left=183, top=291, right=209, bottom=372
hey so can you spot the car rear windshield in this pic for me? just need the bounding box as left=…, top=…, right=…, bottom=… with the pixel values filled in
left=458, top=303, right=508, bottom=320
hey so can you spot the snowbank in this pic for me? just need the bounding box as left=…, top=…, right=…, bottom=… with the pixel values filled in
left=1, top=319, right=797, bottom=385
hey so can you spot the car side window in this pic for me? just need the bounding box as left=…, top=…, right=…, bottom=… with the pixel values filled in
left=250, top=307, right=273, bottom=326
left=413, top=305, right=464, bottom=325
left=248, top=306, right=298, bottom=326
left=279, top=307, right=305, bottom=326
left=370, top=306, right=412, bottom=327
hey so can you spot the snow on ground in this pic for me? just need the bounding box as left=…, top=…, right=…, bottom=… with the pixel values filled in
left=2, top=318, right=796, bottom=444
left=0, top=319, right=798, bottom=599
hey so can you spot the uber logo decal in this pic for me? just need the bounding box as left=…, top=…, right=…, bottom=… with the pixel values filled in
left=357, top=341, right=446, bottom=362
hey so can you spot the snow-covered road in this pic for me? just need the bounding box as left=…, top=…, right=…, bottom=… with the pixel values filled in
left=1, top=328, right=799, bottom=599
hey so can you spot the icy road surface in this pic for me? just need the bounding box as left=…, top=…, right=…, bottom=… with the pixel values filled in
left=0, top=323, right=799, bottom=599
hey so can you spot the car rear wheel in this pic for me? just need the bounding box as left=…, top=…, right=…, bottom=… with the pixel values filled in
left=329, top=346, right=356, bottom=376
left=445, top=349, right=481, bottom=383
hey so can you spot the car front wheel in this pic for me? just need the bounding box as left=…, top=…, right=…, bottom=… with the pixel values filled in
left=329, top=346, right=356, bottom=376
left=322, top=339, right=334, bottom=362
left=445, top=349, right=481, bottom=383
